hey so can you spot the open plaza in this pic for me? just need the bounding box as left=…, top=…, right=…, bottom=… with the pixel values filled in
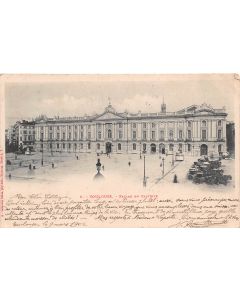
left=5, top=151, right=235, bottom=195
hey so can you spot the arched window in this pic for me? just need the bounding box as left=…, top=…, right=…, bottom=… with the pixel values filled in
left=218, top=120, right=222, bottom=126
left=133, top=143, right=136, bottom=150
left=118, top=143, right=121, bottom=150
left=202, top=120, right=207, bottom=127
left=98, top=131, right=101, bottom=139
left=187, top=121, right=191, bottom=127
left=108, top=129, right=112, bottom=139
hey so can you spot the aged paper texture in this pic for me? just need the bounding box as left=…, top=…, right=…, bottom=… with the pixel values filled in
left=0, top=74, right=239, bottom=227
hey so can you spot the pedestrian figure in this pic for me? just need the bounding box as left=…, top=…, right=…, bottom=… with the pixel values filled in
left=52, top=162, right=54, bottom=168
left=128, top=161, right=131, bottom=167
left=173, top=174, right=178, bottom=183
left=9, top=173, right=11, bottom=180
left=33, top=165, right=36, bottom=170
left=76, top=155, right=79, bottom=160
left=102, top=165, right=104, bottom=171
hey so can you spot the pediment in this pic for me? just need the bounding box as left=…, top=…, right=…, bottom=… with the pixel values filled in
left=94, top=112, right=124, bottom=121
left=196, top=110, right=215, bottom=115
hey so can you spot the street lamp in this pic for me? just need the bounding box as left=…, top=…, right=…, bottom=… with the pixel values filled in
left=40, top=139, right=44, bottom=166
left=162, top=157, right=165, bottom=176
left=94, top=158, right=104, bottom=180
left=172, top=151, right=174, bottom=166
left=143, top=150, right=147, bottom=187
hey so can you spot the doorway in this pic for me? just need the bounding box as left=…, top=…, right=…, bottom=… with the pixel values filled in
left=200, top=144, right=208, bottom=156
left=106, top=142, right=112, bottom=154
left=150, top=143, right=156, bottom=153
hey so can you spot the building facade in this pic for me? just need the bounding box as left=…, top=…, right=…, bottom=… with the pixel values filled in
left=226, top=121, right=235, bottom=156
left=34, top=103, right=227, bottom=157
left=5, top=126, right=16, bottom=152
left=13, top=120, right=35, bottom=151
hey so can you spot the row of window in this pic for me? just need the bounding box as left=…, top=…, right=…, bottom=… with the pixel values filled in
left=19, top=136, right=34, bottom=141
left=44, top=142, right=224, bottom=154
left=20, top=130, right=35, bottom=134
left=20, top=126, right=34, bottom=129
left=39, top=128, right=222, bottom=141
left=39, top=120, right=223, bottom=131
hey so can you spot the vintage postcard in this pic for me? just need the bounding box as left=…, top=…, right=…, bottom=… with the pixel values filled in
left=0, top=74, right=239, bottom=227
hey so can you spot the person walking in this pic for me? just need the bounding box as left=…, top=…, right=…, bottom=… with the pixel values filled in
left=173, top=174, right=178, bottom=183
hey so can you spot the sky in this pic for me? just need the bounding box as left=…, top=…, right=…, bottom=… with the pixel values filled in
left=5, top=75, right=236, bottom=128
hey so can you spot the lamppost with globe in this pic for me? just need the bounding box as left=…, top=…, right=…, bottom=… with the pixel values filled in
left=143, top=149, right=147, bottom=187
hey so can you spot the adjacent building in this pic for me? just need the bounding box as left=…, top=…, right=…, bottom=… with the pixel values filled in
left=226, top=121, right=235, bottom=156
left=5, top=126, right=16, bottom=152
left=34, top=102, right=227, bottom=157
left=13, top=120, right=35, bottom=151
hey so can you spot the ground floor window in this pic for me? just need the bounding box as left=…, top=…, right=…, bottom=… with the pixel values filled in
left=218, top=144, right=222, bottom=153
left=188, top=144, right=191, bottom=152
left=178, top=143, right=182, bottom=152
left=68, top=143, right=71, bottom=149
left=88, top=142, right=91, bottom=149
left=159, top=143, right=165, bottom=154
left=80, top=143, right=83, bottom=149
left=57, top=143, right=59, bottom=149
left=169, top=144, right=174, bottom=151
left=133, top=143, right=136, bottom=150
left=118, top=143, right=121, bottom=150
left=143, top=143, right=146, bottom=152
left=97, top=143, right=100, bottom=150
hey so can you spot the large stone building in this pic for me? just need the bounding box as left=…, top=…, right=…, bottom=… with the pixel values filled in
left=34, top=102, right=227, bottom=157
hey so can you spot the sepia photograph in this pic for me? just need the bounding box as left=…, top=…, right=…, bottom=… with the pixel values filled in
left=1, top=74, right=239, bottom=227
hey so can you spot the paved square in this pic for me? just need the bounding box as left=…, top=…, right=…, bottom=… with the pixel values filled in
left=5, top=152, right=235, bottom=196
